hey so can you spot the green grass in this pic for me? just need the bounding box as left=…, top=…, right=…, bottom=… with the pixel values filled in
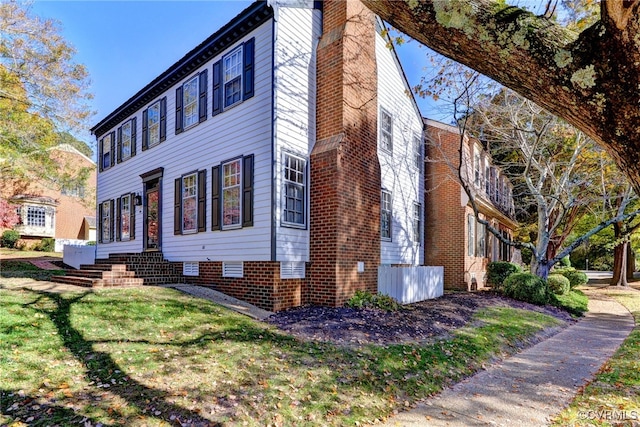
left=0, top=286, right=563, bottom=426
left=553, top=289, right=589, bottom=317
left=551, top=288, right=640, bottom=426
left=0, top=260, right=65, bottom=280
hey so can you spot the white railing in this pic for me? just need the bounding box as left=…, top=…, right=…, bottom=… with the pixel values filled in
left=63, top=244, right=96, bottom=269
left=378, top=266, right=444, bottom=304
left=55, top=238, right=91, bottom=253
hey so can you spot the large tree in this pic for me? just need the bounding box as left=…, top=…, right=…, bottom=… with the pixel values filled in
left=0, top=1, right=93, bottom=185
left=363, top=0, right=640, bottom=194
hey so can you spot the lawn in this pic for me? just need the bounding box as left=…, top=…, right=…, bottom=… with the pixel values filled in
left=0, top=285, right=563, bottom=426
left=551, top=287, right=640, bottom=426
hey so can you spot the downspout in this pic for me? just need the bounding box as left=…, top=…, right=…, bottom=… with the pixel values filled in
left=270, top=6, right=278, bottom=262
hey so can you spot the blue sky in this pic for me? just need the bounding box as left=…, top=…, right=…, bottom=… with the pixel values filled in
left=31, top=1, right=441, bottom=144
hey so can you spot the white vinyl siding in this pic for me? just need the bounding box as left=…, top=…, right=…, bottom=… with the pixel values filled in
left=272, top=5, right=321, bottom=262
left=376, top=26, right=424, bottom=266
left=96, top=20, right=273, bottom=261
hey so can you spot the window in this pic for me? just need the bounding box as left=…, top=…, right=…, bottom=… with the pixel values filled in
left=182, top=173, right=197, bottom=233
left=116, top=194, right=135, bottom=241
left=211, top=155, right=253, bottom=231
left=474, top=153, right=481, bottom=187
left=176, top=71, right=207, bottom=134
left=61, top=183, right=85, bottom=198
left=174, top=170, right=206, bottom=235
left=413, top=203, right=422, bottom=244
left=413, top=133, right=422, bottom=169
left=380, top=108, right=393, bottom=152
left=99, top=200, right=113, bottom=243
left=381, top=190, right=392, bottom=240
left=100, top=132, right=114, bottom=171
left=26, top=206, right=46, bottom=227
left=467, top=214, right=475, bottom=256
left=117, top=118, right=136, bottom=163
left=222, top=159, right=241, bottom=229
left=212, top=38, right=254, bottom=115
left=476, top=220, right=486, bottom=257
left=485, top=166, right=490, bottom=194
left=282, top=154, right=306, bottom=227
left=142, top=98, right=166, bottom=150
left=224, top=47, right=242, bottom=108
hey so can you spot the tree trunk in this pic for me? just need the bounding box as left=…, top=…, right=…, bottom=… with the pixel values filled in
left=362, top=0, right=640, bottom=194
left=532, top=259, right=551, bottom=281
left=626, top=244, right=635, bottom=281
left=613, top=240, right=629, bottom=287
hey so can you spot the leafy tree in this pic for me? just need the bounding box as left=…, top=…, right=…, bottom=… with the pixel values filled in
left=363, top=0, right=640, bottom=195
left=0, top=198, right=19, bottom=229
left=0, top=1, right=93, bottom=186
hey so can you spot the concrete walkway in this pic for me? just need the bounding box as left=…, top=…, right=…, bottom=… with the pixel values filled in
left=379, top=288, right=636, bottom=427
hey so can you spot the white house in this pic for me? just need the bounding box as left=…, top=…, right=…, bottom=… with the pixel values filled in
left=88, top=0, right=424, bottom=311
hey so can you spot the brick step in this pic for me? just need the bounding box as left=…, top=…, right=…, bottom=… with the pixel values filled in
left=50, top=275, right=103, bottom=288
left=65, top=269, right=136, bottom=279
left=80, top=263, right=128, bottom=271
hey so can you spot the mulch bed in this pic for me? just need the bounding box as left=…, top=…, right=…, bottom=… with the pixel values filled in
left=266, top=291, right=575, bottom=347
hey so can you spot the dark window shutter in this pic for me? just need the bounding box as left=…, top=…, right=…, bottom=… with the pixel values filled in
left=175, top=86, right=183, bottom=134
left=142, top=109, right=149, bottom=151
left=98, top=203, right=103, bottom=243
left=243, top=38, right=255, bottom=100
left=199, top=69, right=208, bottom=123
left=116, top=127, right=123, bottom=164
left=212, top=60, right=222, bottom=116
left=116, top=197, right=122, bottom=241
left=211, top=165, right=220, bottom=230
left=174, top=178, right=182, bottom=235
left=110, top=132, right=116, bottom=167
left=159, top=97, right=167, bottom=142
left=131, top=117, right=137, bottom=157
left=98, top=138, right=104, bottom=172
left=130, top=193, right=136, bottom=239
left=242, top=154, right=254, bottom=227
left=197, top=169, right=206, bottom=232
left=109, top=199, right=115, bottom=242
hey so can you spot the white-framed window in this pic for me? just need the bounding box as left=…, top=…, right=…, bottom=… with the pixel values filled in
left=222, top=261, right=244, bottom=278
left=147, top=101, right=161, bottom=147
left=26, top=206, right=46, bottom=227
left=120, top=194, right=132, bottom=240
left=379, top=108, right=393, bottom=153
left=222, top=159, right=241, bottom=229
left=485, top=166, right=490, bottom=194
left=182, top=172, right=198, bottom=234
left=183, top=75, right=199, bottom=129
left=101, top=133, right=112, bottom=170
left=381, top=190, right=392, bottom=240
left=101, top=200, right=112, bottom=243
left=121, top=120, right=133, bottom=160
left=467, top=214, right=475, bottom=257
left=413, top=133, right=422, bottom=169
left=413, top=202, right=422, bottom=244
left=282, top=153, right=306, bottom=227
left=224, top=46, right=243, bottom=108
left=474, top=153, right=481, bottom=187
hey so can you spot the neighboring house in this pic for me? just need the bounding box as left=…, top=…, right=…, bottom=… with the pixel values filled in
left=424, top=119, right=517, bottom=291
left=90, top=0, right=424, bottom=311
left=1, top=144, right=97, bottom=251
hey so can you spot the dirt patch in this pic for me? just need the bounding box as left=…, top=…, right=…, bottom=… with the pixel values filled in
left=266, top=291, right=575, bottom=347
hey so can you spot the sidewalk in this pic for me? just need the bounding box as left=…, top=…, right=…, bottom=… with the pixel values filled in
left=379, top=289, right=636, bottom=426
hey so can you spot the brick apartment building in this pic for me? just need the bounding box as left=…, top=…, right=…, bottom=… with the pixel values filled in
left=424, top=119, right=517, bottom=291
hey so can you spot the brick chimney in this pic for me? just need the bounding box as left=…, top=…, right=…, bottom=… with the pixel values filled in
left=308, top=0, right=381, bottom=306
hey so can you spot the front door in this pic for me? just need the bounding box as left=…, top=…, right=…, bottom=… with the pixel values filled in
left=145, top=181, right=160, bottom=251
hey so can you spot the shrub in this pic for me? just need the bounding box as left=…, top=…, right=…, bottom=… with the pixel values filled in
left=555, top=268, right=588, bottom=288
left=503, top=272, right=552, bottom=305
left=34, top=238, right=55, bottom=252
left=547, top=274, right=570, bottom=295
left=1, top=230, right=20, bottom=248
left=559, top=256, right=571, bottom=267
left=346, top=290, right=400, bottom=312
left=86, top=241, right=97, bottom=246
left=487, top=261, right=521, bottom=290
